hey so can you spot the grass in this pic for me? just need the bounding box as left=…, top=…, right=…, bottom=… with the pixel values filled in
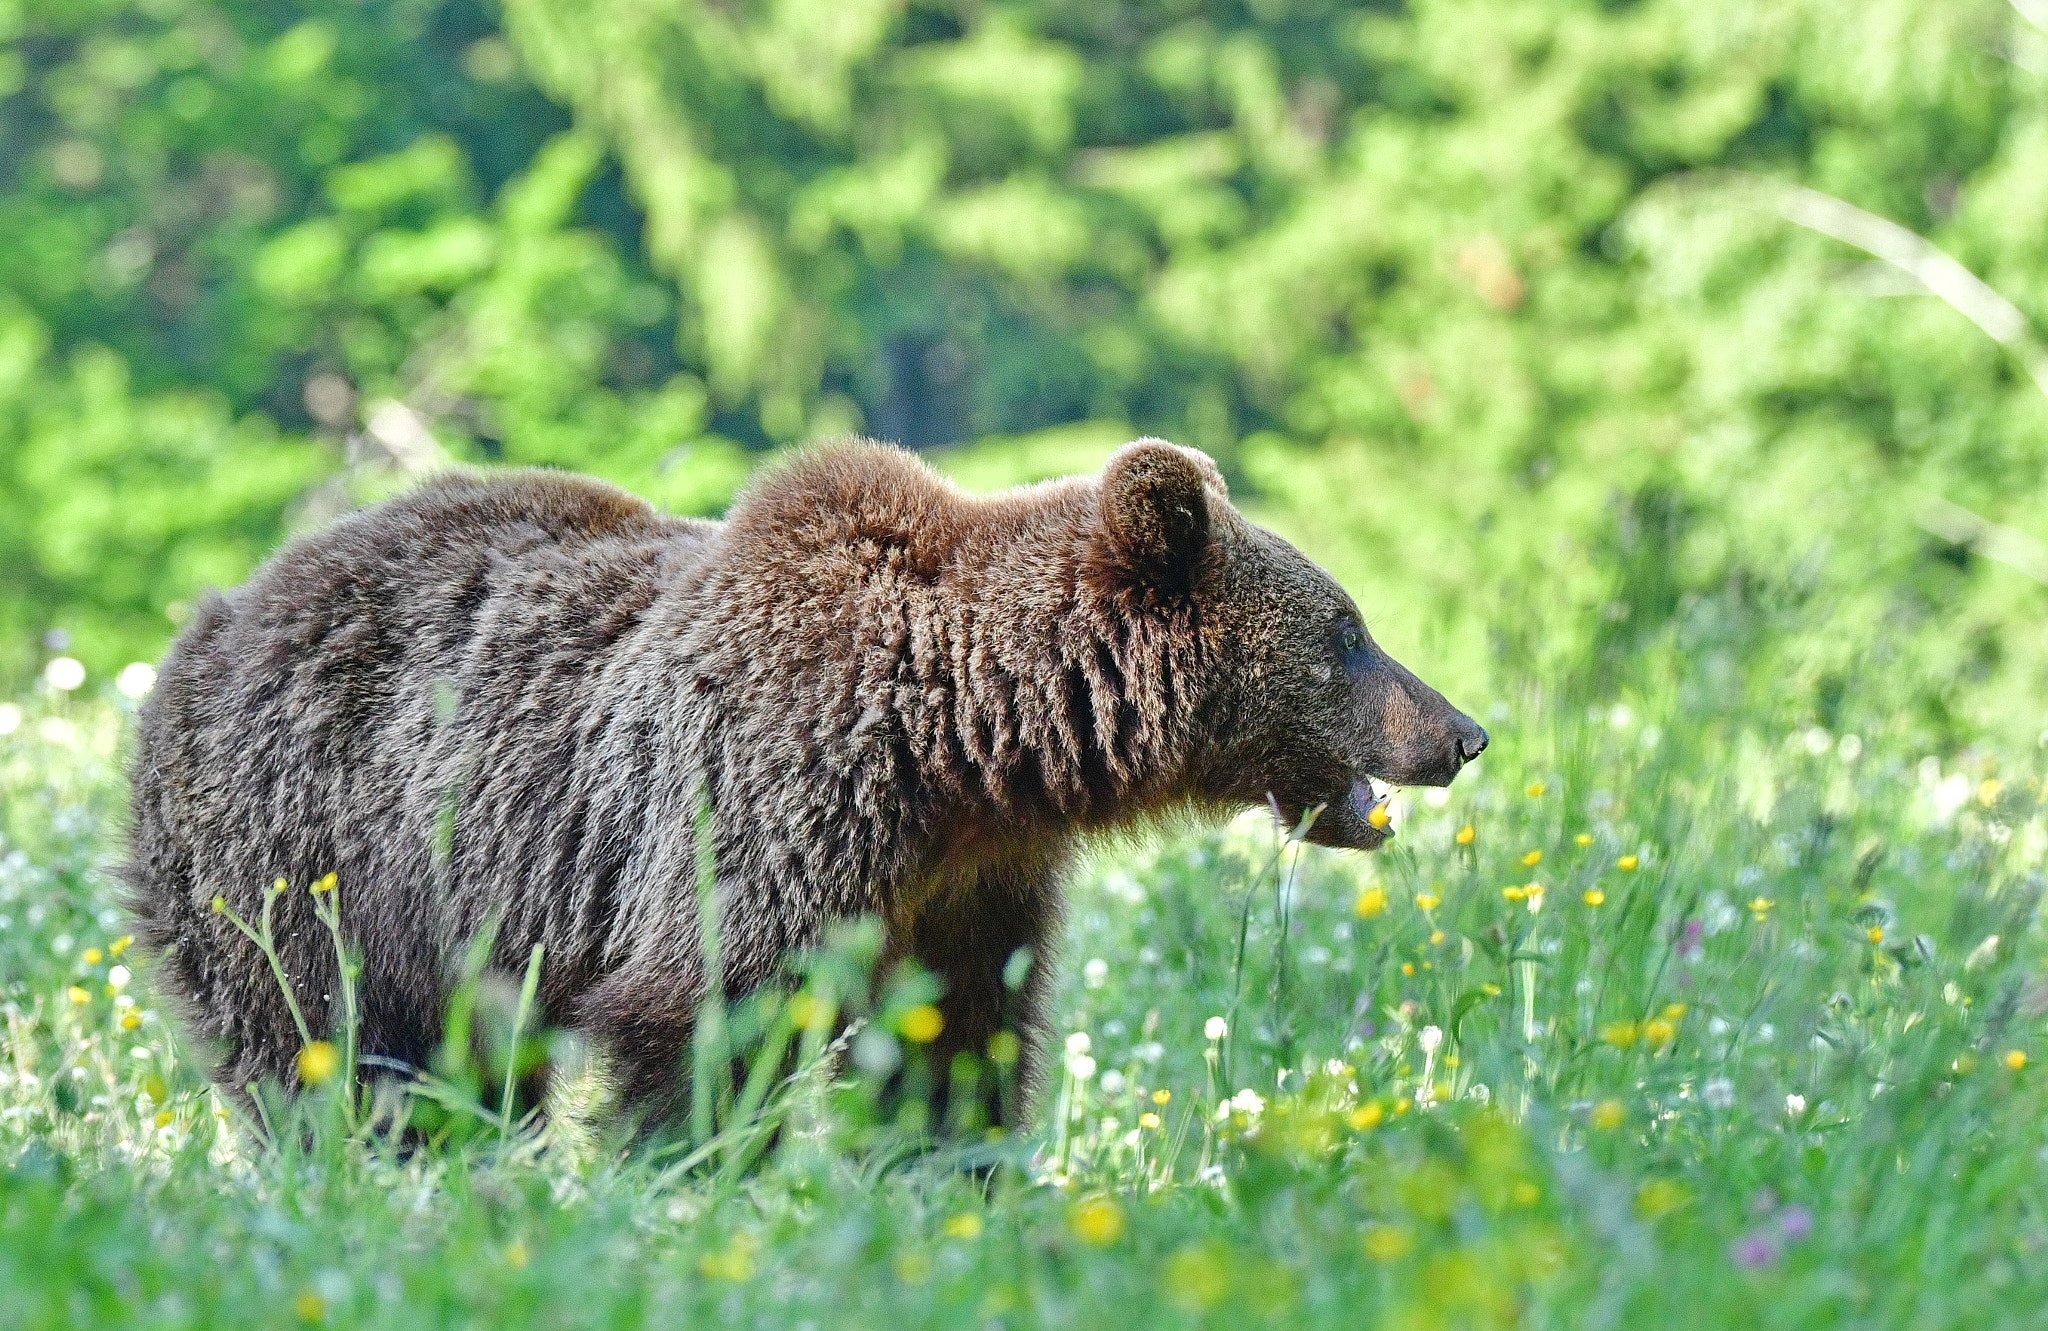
left=2, top=678, right=2047, bottom=1329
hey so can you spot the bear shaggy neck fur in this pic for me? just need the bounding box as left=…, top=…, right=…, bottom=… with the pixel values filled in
left=124, top=438, right=1481, bottom=1127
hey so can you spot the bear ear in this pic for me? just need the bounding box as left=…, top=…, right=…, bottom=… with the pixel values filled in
left=1096, top=439, right=1221, bottom=590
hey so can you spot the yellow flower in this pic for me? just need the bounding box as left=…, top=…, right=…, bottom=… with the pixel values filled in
left=1574, top=833, right=1593, bottom=847
left=1354, top=886, right=1388, bottom=920
left=1415, top=892, right=1441, bottom=911
left=1582, top=888, right=1605, bottom=907
left=1428, top=929, right=1445, bottom=945
left=1068, top=1196, right=1126, bottom=1246
left=1642, top=1018, right=1676, bottom=1047
left=313, top=872, right=338, bottom=894
left=1152, top=1088, right=1171, bottom=1105
left=1748, top=896, right=1774, bottom=921
left=1523, top=883, right=1545, bottom=913
left=1480, top=983, right=1502, bottom=997
left=1521, top=849, right=1543, bottom=867
left=504, top=1240, right=529, bottom=1268
left=943, top=1212, right=984, bottom=1240
left=1979, top=778, right=2002, bottom=807
left=272, top=877, right=288, bottom=894
left=1401, top=962, right=1415, bottom=976
left=154, top=1109, right=175, bottom=1129
left=1393, top=1097, right=1412, bottom=1116
left=67, top=986, right=90, bottom=1005
left=1635, top=1178, right=1687, bottom=1219
left=1600, top=1021, right=1638, bottom=1049
left=210, top=895, right=226, bottom=914
left=899, top=1004, right=945, bottom=1043
left=1525, top=782, right=1546, bottom=798
left=120, top=1011, right=141, bottom=1031
left=2005, top=1050, right=2028, bottom=1071
left=1455, top=825, right=1475, bottom=845
left=1443, top=1054, right=1459, bottom=1069
left=1662, top=1003, right=1688, bottom=1019
left=786, top=991, right=827, bottom=1031
left=1362, top=1224, right=1414, bottom=1262
left=1348, top=1101, right=1385, bottom=1131
left=1367, top=802, right=1392, bottom=829
left=1139, top=1112, right=1162, bottom=1130
left=1865, top=926, right=1884, bottom=945
left=1616, top=855, right=1639, bottom=871
left=293, top=1289, right=326, bottom=1322
left=1590, top=1099, right=1626, bottom=1131
left=296, top=1040, right=340, bottom=1087
left=110, top=935, right=133, bottom=957
left=82, top=947, right=103, bottom=966
left=1502, top=885, right=1527, bottom=902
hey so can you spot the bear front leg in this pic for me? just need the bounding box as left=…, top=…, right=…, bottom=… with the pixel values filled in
left=902, top=861, right=1060, bottom=1136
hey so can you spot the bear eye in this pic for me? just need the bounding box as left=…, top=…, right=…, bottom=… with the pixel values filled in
left=1340, top=628, right=1363, bottom=653
left=1334, top=620, right=1371, bottom=675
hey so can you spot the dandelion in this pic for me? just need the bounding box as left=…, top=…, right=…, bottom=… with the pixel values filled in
left=2005, top=1050, right=2028, bottom=1071
left=110, top=935, right=133, bottom=957
left=1582, top=888, right=1605, bottom=907
left=1204, top=1016, right=1228, bottom=1042
left=293, top=1290, right=326, bottom=1323
left=1748, top=897, right=1774, bottom=922
left=1139, top=1112, right=1162, bottom=1130
left=1616, top=855, right=1639, bottom=871
left=296, top=1040, right=340, bottom=1087
left=1574, top=833, right=1593, bottom=847
left=82, top=947, right=103, bottom=966
left=1362, top=1224, right=1414, bottom=1262
left=1456, top=825, right=1475, bottom=845
left=1525, top=782, right=1546, bottom=798
left=1354, top=885, right=1388, bottom=919
left=943, top=1213, right=984, bottom=1240
left=1068, top=1196, right=1126, bottom=1246
left=1393, top=1097, right=1412, bottom=1116
left=1703, top=1077, right=1735, bottom=1109
left=1601, top=1021, right=1638, bottom=1049
left=1348, top=1101, right=1385, bottom=1131
left=1591, top=1099, right=1626, bottom=1130
left=899, top=1004, right=944, bottom=1043
left=1152, top=1088, right=1171, bottom=1105
left=1415, top=891, right=1440, bottom=911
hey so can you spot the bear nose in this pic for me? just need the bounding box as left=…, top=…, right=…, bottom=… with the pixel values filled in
left=1457, top=725, right=1489, bottom=764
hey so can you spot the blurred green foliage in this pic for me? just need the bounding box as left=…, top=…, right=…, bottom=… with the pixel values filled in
left=3, top=0, right=2046, bottom=743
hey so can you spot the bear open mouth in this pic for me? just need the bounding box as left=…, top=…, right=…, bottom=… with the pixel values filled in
left=1347, top=776, right=1395, bottom=844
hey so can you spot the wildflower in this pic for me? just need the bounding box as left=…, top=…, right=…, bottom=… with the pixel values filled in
left=1616, top=855, right=1639, bottom=871
left=1348, top=1102, right=1385, bottom=1131
left=698, top=1232, right=759, bottom=1281
left=313, top=872, right=338, bottom=894
left=1066, top=1031, right=1091, bottom=1057
left=1601, top=1021, right=1638, bottom=1049
left=1393, top=1097, right=1412, bottom=1116
left=1979, top=778, right=2002, bottom=808
left=505, top=1240, right=529, bottom=1268
left=1865, top=926, right=1884, bottom=945
left=1480, top=983, right=1501, bottom=997
left=899, top=1004, right=944, bottom=1043
left=1229, top=1088, right=1265, bottom=1116
left=1418, top=1025, right=1443, bottom=1054
left=120, top=1011, right=141, bottom=1031
left=110, top=935, right=133, bottom=957
left=1525, top=782, right=1546, bottom=798
left=293, top=1290, right=326, bottom=1323
left=2006, top=1050, right=2028, bottom=1071
left=1524, top=883, right=1545, bottom=914
left=1415, top=891, right=1440, bottom=911
left=1067, top=1055, right=1097, bottom=1082
left=273, top=877, right=288, bottom=894
left=210, top=895, right=225, bottom=914
left=82, top=947, right=104, bottom=966
left=1204, top=1016, right=1228, bottom=1042
left=1401, top=962, right=1415, bottom=976
left=1521, top=849, right=1543, bottom=867
left=1501, top=885, right=1526, bottom=902
left=1784, top=1093, right=1807, bottom=1119
left=1152, top=1088, right=1171, bottom=1105
left=1703, top=1077, right=1735, bottom=1109
left=1068, top=1196, right=1126, bottom=1246
left=67, top=986, right=90, bottom=1004
left=1362, top=1224, right=1414, bottom=1262
left=1748, top=897, right=1774, bottom=922
left=1428, top=929, right=1445, bottom=945
left=154, top=1109, right=175, bottom=1129
left=944, top=1213, right=984, bottom=1240
left=1139, top=1112, right=1162, bottom=1130
left=1590, top=1099, right=1626, bottom=1130
left=1367, top=802, right=1392, bottom=829
left=1730, top=1231, right=1777, bottom=1271
left=107, top=965, right=130, bottom=990
left=296, top=1040, right=340, bottom=1087
left=1574, top=833, right=1593, bottom=847
left=1643, top=1018, right=1676, bottom=1048
left=1354, top=886, right=1388, bottom=919
left=1662, top=1003, right=1687, bottom=1019
left=1636, top=1178, right=1687, bottom=1219
left=1455, top=825, right=1475, bottom=845
left=1582, top=888, right=1605, bottom=907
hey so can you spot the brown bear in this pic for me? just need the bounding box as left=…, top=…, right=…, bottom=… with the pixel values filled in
left=122, top=438, right=1485, bottom=1129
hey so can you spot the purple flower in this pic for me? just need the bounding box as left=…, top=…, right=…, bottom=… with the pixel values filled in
left=1675, top=920, right=1705, bottom=962
left=1778, top=1204, right=1814, bottom=1242
left=1731, top=1231, right=1779, bottom=1270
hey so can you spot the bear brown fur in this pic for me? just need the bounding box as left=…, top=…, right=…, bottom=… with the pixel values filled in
left=122, top=438, right=1484, bottom=1129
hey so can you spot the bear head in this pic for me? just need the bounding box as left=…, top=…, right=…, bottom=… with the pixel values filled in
left=1093, top=438, right=1487, bottom=849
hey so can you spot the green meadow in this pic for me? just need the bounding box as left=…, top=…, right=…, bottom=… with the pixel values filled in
left=6, top=0, right=2048, bottom=1325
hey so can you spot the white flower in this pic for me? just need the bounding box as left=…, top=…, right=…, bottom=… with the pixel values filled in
left=107, top=965, right=130, bottom=990
left=0, top=703, right=20, bottom=736
left=1134, top=1040, right=1164, bottom=1063
left=1082, top=957, right=1108, bottom=989
left=1229, top=1088, right=1265, bottom=1116
left=1324, top=1058, right=1348, bottom=1077
left=1067, top=1054, right=1097, bottom=1082
left=115, top=663, right=156, bottom=699
left=1065, top=1031, right=1091, bottom=1057
left=1468, top=1083, right=1490, bottom=1104
left=1417, top=1025, right=1443, bottom=1054
left=1099, top=1069, right=1125, bottom=1097
left=44, top=657, right=86, bottom=691
left=1785, top=1093, right=1807, bottom=1118
left=1204, top=1016, right=1228, bottom=1042
left=1703, top=1077, right=1735, bottom=1109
